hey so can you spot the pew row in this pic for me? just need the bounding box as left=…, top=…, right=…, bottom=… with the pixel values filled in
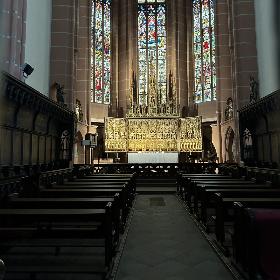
left=233, top=205, right=280, bottom=280
left=0, top=203, right=114, bottom=278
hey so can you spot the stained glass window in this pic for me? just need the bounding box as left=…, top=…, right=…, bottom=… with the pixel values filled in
left=193, top=0, right=216, bottom=103
left=91, top=0, right=111, bottom=104
left=138, top=0, right=167, bottom=105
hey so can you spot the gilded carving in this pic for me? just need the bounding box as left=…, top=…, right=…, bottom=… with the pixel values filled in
left=105, top=116, right=202, bottom=152
left=105, top=118, right=127, bottom=152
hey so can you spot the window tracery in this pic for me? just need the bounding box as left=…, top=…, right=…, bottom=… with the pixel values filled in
left=138, top=0, right=167, bottom=105
left=91, top=0, right=111, bottom=104
left=193, top=0, right=216, bottom=103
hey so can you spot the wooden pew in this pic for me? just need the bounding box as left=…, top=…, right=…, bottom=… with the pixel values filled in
left=179, top=176, right=235, bottom=199
left=38, top=187, right=130, bottom=229
left=235, top=206, right=280, bottom=280
left=193, top=181, right=264, bottom=212
left=189, top=178, right=248, bottom=191
left=0, top=177, right=24, bottom=199
left=214, top=193, right=280, bottom=245
left=76, top=174, right=135, bottom=184
left=8, top=194, right=121, bottom=244
left=41, top=168, right=73, bottom=186
left=46, top=181, right=133, bottom=209
left=59, top=181, right=136, bottom=200
left=199, top=187, right=280, bottom=225
left=74, top=175, right=136, bottom=191
left=185, top=179, right=257, bottom=210
left=177, top=174, right=230, bottom=194
left=0, top=203, right=114, bottom=276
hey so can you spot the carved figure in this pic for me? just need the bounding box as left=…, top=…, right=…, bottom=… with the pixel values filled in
left=76, top=99, right=83, bottom=122
left=55, top=83, right=65, bottom=105
left=249, top=76, right=258, bottom=102
left=225, top=98, right=233, bottom=121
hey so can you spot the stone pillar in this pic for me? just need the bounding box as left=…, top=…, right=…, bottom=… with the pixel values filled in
left=115, top=0, right=129, bottom=116
left=75, top=0, right=91, bottom=137
left=111, top=0, right=119, bottom=117
left=255, top=0, right=280, bottom=97
left=231, top=0, right=258, bottom=163
left=216, top=0, right=234, bottom=162
left=167, top=0, right=191, bottom=114
left=0, top=0, right=27, bottom=79
left=50, top=0, right=76, bottom=110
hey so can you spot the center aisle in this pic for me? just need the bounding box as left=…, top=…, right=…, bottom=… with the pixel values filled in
left=115, top=195, right=234, bottom=280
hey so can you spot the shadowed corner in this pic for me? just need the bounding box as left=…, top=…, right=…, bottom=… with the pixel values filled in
left=0, top=0, right=5, bottom=126
left=0, top=259, right=5, bottom=280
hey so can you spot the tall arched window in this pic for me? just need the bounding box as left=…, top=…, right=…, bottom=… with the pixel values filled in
left=91, top=0, right=111, bottom=104
left=138, top=0, right=167, bottom=105
left=193, top=0, right=216, bottom=103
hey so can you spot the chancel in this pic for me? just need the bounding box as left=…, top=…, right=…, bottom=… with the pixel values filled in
left=0, top=0, right=280, bottom=279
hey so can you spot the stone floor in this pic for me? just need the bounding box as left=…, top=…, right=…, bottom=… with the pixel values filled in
left=115, top=195, right=235, bottom=280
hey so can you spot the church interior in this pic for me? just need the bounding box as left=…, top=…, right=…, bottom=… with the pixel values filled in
left=0, top=0, right=280, bottom=279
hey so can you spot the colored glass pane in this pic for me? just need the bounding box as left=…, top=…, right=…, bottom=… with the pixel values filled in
left=193, top=0, right=216, bottom=103
left=138, top=0, right=167, bottom=105
left=91, top=0, right=111, bottom=104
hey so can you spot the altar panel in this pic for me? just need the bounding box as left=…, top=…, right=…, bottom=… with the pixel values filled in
left=128, top=152, right=178, bottom=163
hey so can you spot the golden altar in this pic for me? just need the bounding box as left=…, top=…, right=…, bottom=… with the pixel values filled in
left=105, top=70, right=202, bottom=153
left=105, top=116, right=202, bottom=152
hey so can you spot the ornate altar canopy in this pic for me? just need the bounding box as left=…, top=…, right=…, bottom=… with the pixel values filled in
left=105, top=70, right=202, bottom=153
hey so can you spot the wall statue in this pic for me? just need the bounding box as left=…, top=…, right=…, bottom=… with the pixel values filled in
left=55, top=82, right=65, bottom=106
left=249, top=76, right=259, bottom=103
left=225, top=98, right=233, bottom=121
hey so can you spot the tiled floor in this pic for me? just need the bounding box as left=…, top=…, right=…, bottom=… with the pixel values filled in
left=116, top=195, right=234, bottom=280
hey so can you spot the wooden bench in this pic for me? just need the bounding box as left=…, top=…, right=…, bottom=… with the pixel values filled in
left=235, top=206, right=280, bottom=280
left=40, top=168, right=73, bottom=187
left=193, top=181, right=266, bottom=215
left=199, top=187, right=280, bottom=225
left=214, top=193, right=280, bottom=244
left=75, top=174, right=136, bottom=190
left=0, top=204, right=114, bottom=277
left=53, top=182, right=134, bottom=203
left=8, top=193, right=121, bottom=244
left=185, top=179, right=256, bottom=210
left=177, top=174, right=230, bottom=194
left=179, top=175, right=234, bottom=199
left=45, top=181, right=133, bottom=206
left=38, top=187, right=130, bottom=229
